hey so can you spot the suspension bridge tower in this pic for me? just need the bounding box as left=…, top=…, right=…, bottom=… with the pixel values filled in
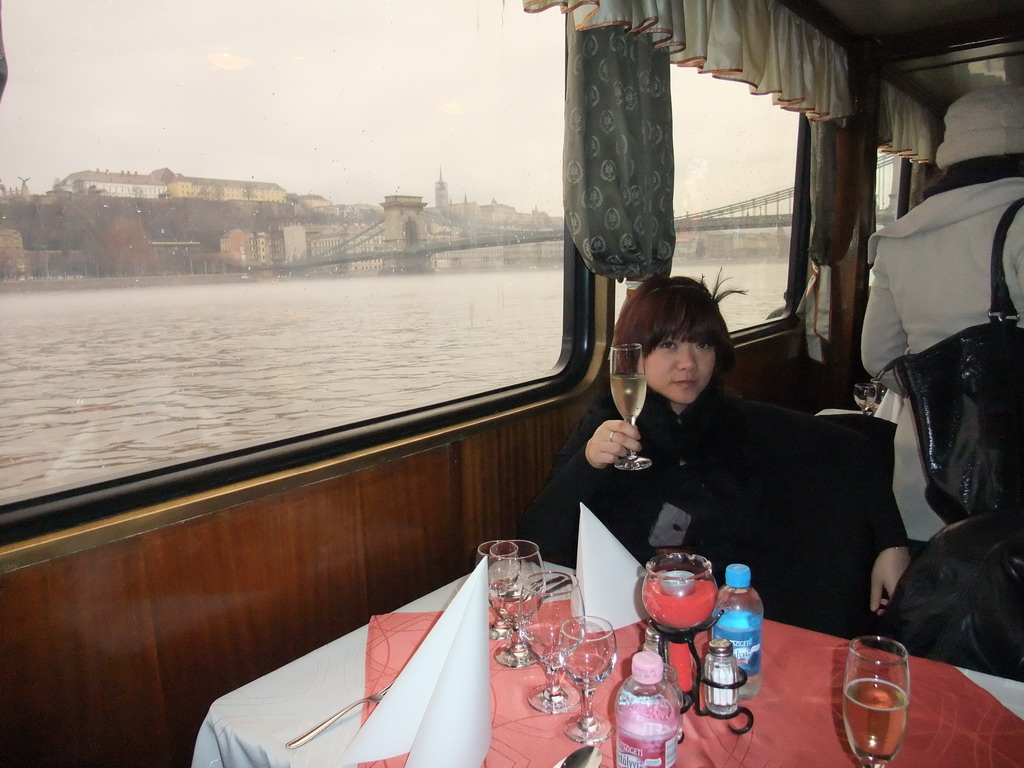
left=381, top=194, right=427, bottom=248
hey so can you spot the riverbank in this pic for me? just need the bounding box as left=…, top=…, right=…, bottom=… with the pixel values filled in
left=0, top=274, right=260, bottom=293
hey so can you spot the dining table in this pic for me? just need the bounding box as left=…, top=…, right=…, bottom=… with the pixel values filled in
left=192, top=571, right=1024, bottom=768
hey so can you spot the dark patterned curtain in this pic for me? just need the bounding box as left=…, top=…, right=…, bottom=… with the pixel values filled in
left=802, top=119, right=839, bottom=362
left=564, top=20, right=675, bottom=280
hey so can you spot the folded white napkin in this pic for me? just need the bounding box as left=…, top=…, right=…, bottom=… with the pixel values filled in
left=338, top=558, right=492, bottom=768
left=575, top=503, right=645, bottom=629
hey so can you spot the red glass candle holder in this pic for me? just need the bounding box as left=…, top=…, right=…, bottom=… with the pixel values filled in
left=642, top=553, right=717, bottom=631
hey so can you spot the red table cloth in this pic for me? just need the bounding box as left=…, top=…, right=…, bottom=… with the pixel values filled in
left=359, top=612, right=1024, bottom=767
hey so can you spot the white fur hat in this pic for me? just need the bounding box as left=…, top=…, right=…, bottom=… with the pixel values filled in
left=935, top=85, right=1024, bottom=169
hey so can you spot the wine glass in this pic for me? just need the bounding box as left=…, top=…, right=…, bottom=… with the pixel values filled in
left=519, top=571, right=584, bottom=714
left=843, top=636, right=910, bottom=767
left=609, top=343, right=652, bottom=470
left=853, top=381, right=879, bottom=415
left=870, top=378, right=887, bottom=413
left=559, top=615, right=617, bottom=744
left=476, top=539, right=512, bottom=640
left=487, top=539, right=544, bottom=668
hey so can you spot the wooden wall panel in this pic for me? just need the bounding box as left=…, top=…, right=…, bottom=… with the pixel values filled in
left=0, top=444, right=460, bottom=768
left=1, top=542, right=172, bottom=768
left=456, top=404, right=585, bottom=562
left=357, top=446, right=461, bottom=613
left=731, top=328, right=821, bottom=413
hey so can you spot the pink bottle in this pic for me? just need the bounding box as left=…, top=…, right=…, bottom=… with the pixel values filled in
left=615, top=650, right=680, bottom=768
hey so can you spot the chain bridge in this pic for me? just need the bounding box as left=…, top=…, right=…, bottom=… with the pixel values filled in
left=280, top=156, right=897, bottom=273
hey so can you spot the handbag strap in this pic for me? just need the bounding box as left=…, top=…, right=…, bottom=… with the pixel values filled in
left=990, top=196, right=1024, bottom=323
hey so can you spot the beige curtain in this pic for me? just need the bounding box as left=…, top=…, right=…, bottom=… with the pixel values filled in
left=525, top=0, right=862, bottom=350
left=878, top=81, right=943, bottom=164
left=524, top=0, right=854, bottom=121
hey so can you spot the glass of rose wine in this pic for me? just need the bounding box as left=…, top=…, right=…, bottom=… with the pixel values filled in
left=843, top=636, right=910, bottom=767
left=609, top=343, right=652, bottom=470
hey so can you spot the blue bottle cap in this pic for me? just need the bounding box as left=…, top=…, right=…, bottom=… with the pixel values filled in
left=725, top=563, right=751, bottom=588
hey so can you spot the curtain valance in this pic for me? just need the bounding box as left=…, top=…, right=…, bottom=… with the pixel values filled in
left=524, top=0, right=853, bottom=121
left=878, top=81, right=942, bottom=164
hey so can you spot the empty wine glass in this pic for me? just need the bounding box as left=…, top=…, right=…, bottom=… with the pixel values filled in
left=487, top=539, right=544, bottom=668
left=853, top=381, right=879, bottom=415
left=476, top=539, right=512, bottom=640
left=559, top=615, right=617, bottom=744
left=519, top=571, right=584, bottom=714
left=843, top=636, right=910, bottom=767
left=610, top=343, right=652, bottom=470
left=870, top=378, right=887, bottom=412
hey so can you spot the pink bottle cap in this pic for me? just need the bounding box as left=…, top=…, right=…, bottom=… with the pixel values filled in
left=632, top=650, right=665, bottom=684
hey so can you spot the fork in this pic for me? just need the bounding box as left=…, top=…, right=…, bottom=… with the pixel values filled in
left=285, top=680, right=394, bottom=749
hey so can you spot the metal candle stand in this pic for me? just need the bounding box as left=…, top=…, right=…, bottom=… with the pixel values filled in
left=647, top=614, right=754, bottom=737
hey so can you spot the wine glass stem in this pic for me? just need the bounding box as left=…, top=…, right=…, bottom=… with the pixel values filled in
left=625, top=417, right=638, bottom=460
left=578, top=687, right=596, bottom=729
left=506, top=619, right=528, bottom=655
left=543, top=665, right=563, bottom=696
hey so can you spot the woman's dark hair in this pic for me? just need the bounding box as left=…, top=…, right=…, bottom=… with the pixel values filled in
left=612, top=273, right=744, bottom=374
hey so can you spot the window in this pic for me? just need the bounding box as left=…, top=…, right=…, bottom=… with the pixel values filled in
left=0, top=2, right=569, bottom=509
left=875, top=153, right=904, bottom=230
left=616, top=68, right=802, bottom=328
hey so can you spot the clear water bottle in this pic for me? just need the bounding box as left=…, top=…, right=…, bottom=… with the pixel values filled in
left=711, top=563, right=763, bottom=698
left=615, top=650, right=680, bottom=768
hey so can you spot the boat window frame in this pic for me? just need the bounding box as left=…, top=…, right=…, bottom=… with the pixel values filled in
left=0, top=229, right=596, bottom=545
left=0, top=91, right=814, bottom=550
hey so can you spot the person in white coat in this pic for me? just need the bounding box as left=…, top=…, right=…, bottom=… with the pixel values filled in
left=862, top=85, right=1024, bottom=545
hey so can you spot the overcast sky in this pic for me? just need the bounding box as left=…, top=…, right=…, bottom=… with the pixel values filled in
left=0, top=0, right=798, bottom=216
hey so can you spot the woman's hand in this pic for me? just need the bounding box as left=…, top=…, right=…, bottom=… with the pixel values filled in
left=585, top=420, right=641, bottom=469
left=869, top=546, right=911, bottom=615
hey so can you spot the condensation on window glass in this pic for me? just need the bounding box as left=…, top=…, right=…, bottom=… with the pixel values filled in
left=617, top=68, right=801, bottom=329
left=0, top=1, right=566, bottom=503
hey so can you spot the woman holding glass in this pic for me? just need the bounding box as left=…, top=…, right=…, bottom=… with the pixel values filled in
left=520, top=275, right=910, bottom=638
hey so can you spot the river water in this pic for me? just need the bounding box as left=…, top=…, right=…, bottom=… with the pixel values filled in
left=0, top=262, right=787, bottom=503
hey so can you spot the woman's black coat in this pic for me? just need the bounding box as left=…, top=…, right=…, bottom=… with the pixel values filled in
left=519, top=383, right=907, bottom=638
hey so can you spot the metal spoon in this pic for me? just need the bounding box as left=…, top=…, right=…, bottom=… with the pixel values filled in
left=551, top=745, right=603, bottom=768
left=285, top=680, right=394, bottom=749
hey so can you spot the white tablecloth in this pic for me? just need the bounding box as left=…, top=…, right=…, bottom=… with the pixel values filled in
left=192, top=574, right=1024, bottom=768
left=191, top=578, right=467, bottom=768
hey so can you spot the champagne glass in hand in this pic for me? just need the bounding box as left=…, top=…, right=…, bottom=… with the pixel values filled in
left=610, top=343, right=652, bottom=470
left=520, top=571, right=584, bottom=714
left=488, top=540, right=544, bottom=668
left=560, top=615, right=617, bottom=744
left=843, top=636, right=910, bottom=767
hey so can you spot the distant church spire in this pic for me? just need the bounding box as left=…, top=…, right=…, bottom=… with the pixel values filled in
left=434, top=166, right=450, bottom=208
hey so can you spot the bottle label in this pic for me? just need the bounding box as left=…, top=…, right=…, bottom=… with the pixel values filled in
left=713, top=619, right=762, bottom=676
left=615, top=732, right=677, bottom=768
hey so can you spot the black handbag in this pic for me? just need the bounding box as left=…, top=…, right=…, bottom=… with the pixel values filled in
left=880, top=511, right=1024, bottom=682
left=883, top=196, right=1024, bottom=525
